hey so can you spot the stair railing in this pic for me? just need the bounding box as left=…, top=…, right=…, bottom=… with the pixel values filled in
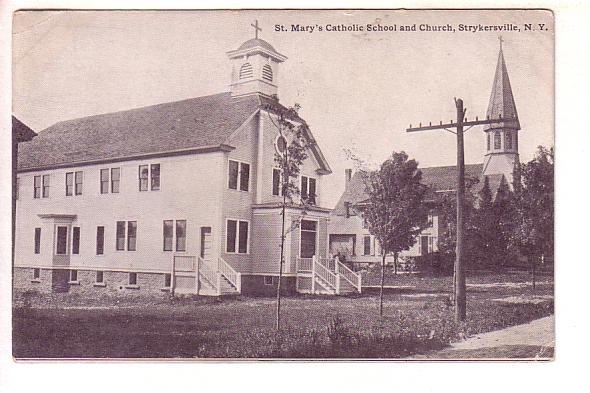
left=313, top=256, right=337, bottom=291
left=218, top=257, right=241, bottom=293
left=335, top=260, right=362, bottom=293
left=198, top=256, right=219, bottom=294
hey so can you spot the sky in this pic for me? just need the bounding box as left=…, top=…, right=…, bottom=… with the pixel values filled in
left=12, top=10, right=554, bottom=207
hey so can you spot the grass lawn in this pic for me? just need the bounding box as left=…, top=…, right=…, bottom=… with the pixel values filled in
left=12, top=271, right=553, bottom=359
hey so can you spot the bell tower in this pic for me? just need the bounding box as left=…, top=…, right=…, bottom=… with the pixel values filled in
left=482, top=38, right=521, bottom=183
left=227, top=21, right=287, bottom=99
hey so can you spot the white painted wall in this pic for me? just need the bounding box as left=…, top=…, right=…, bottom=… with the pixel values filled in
left=15, top=152, right=224, bottom=273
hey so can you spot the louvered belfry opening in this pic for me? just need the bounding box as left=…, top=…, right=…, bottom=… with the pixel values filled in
left=262, top=64, right=273, bottom=82
left=239, top=62, right=253, bottom=79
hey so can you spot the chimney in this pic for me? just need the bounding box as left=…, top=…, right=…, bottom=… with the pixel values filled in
left=345, top=169, right=352, bottom=185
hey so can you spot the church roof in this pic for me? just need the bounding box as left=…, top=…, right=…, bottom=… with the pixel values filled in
left=332, top=164, right=484, bottom=216
left=17, top=92, right=329, bottom=173
left=238, top=38, right=277, bottom=52
left=484, top=48, right=520, bottom=131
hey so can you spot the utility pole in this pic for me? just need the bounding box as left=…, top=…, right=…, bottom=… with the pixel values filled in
left=407, top=98, right=517, bottom=322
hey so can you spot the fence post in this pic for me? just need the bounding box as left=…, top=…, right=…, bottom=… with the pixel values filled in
left=236, top=272, right=241, bottom=293
left=217, top=272, right=222, bottom=296
left=357, top=273, right=362, bottom=294
left=335, top=274, right=341, bottom=295
left=311, top=255, right=316, bottom=294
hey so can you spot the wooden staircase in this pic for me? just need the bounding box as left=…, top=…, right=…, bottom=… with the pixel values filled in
left=171, top=255, right=241, bottom=296
left=296, top=256, right=362, bottom=295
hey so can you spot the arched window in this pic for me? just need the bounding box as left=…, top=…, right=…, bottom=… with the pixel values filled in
left=505, top=130, right=512, bottom=149
left=262, top=64, right=273, bottom=82
left=239, top=63, right=253, bottom=79
left=494, top=131, right=502, bottom=149
left=487, top=133, right=491, bottom=151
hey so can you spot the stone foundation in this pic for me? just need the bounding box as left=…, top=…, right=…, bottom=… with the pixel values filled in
left=240, top=275, right=296, bottom=296
left=13, top=267, right=171, bottom=297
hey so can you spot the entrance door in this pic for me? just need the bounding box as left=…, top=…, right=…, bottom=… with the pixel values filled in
left=200, top=227, right=212, bottom=263
left=420, top=236, right=429, bottom=256
left=300, top=220, right=317, bottom=258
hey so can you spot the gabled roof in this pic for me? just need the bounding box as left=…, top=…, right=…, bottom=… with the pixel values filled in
left=332, top=164, right=484, bottom=216
left=12, top=116, right=37, bottom=143
left=17, top=92, right=331, bottom=174
left=484, top=48, right=520, bottom=131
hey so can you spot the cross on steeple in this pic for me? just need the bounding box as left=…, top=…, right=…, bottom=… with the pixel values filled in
left=498, top=35, right=504, bottom=50
left=251, top=20, right=262, bottom=39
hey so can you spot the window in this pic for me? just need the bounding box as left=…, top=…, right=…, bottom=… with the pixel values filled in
left=264, top=276, right=273, bottom=286
left=272, top=168, right=281, bottom=196
left=226, top=219, right=249, bottom=254
left=300, top=220, right=317, bottom=258
left=139, top=165, right=149, bottom=191
left=301, top=176, right=317, bottom=205
left=33, top=268, right=40, bottom=280
left=164, top=274, right=171, bottom=288
left=151, top=164, right=160, bottom=191
left=505, top=131, right=512, bottom=149
left=111, top=168, right=120, bottom=193
left=139, top=164, right=159, bottom=191
left=494, top=131, right=501, bottom=149
left=176, top=220, right=186, bottom=252
left=127, top=221, right=137, bottom=251
left=163, top=220, right=173, bottom=251
left=66, top=172, right=73, bottom=196
left=363, top=236, right=371, bottom=256
left=96, top=271, right=104, bottom=283
left=239, top=62, right=253, bottom=79
left=262, top=64, right=273, bottom=82
left=128, top=272, right=137, bottom=285
left=69, top=269, right=78, bottom=282
left=239, top=163, right=250, bottom=192
left=34, top=228, right=41, bottom=254
left=228, top=160, right=250, bottom=191
left=116, top=221, right=126, bottom=250
left=42, top=175, right=50, bottom=198
left=487, top=133, right=491, bottom=151
left=56, top=226, right=68, bottom=255
left=100, top=169, right=109, bottom=194
left=96, top=226, right=105, bottom=255
left=75, top=171, right=83, bottom=195
left=275, top=135, right=287, bottom=155
left=34, top=176, right=41, bottom=198
left=72, top=227, right=80, bottom=255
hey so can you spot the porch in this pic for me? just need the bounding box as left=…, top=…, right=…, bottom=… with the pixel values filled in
left=295, top=255, right=362, bottom=295
left=170, top=255, right=241, bottom=296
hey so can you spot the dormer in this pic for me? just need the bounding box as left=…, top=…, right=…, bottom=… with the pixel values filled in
left=227, top=38, right=287, bottom=99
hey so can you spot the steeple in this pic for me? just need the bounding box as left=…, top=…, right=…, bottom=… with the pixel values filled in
left=482, top=38, right=521, bottom=181
left=227, top=21, right=287, bottom=99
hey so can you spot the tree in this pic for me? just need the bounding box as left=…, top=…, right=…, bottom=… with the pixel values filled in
left=265, top=102, right=313, bottom=331
left=363, top=151, right=430, bottom=316
left=510, top=146, right=554, bottom=288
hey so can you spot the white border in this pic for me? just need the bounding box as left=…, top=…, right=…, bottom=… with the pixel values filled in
left=1, top=2, right=587, bottom=393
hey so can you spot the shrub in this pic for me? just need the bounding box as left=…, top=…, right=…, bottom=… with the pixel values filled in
left=414, top=252, right=454, bottom=276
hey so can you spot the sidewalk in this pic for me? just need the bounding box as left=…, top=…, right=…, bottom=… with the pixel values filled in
left=414, top=315, right=554, bottom=360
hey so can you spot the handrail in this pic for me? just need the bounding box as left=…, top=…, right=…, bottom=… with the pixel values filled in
left=317, top=257, right=336, bottom=272
left=296, top=257, right=313, bottom=272
left=173, top=255, right=196, bottom=272
left=314, top=258, right=337, bottom=289
left=218, top=257, right=241, bottom=293
left=336, top=260, right=362, bottom=292
left=198, top=256, right=218, bottom=291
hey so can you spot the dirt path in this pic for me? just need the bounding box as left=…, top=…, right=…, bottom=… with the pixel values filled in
left=414, top=315, right=554, bottom=360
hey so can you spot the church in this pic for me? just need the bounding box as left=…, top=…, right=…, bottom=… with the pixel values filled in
left=13, top=26, right=363, bottom=297
left=328, top=43, right=521, bottom=266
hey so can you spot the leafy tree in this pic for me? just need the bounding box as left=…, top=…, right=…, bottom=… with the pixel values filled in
left=510, top=146, right=554, bottom=287
left=265, top=102, right=313, bottom=331
left=363, top=151, right=430, bottom=316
